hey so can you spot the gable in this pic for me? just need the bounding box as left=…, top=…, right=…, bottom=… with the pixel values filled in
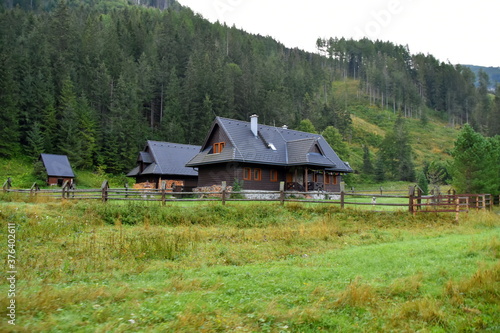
left=203, top=124, right=232, bottom=152
left=309, top=143, right=323, bottom=155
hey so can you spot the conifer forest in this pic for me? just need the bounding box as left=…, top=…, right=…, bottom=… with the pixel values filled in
left=1, top=0, right=499, bottom=187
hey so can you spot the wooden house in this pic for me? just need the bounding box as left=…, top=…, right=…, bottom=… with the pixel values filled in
left=127, top=141, right=200, bottom=191
left=39, top=154, right=76, bottom=186
left=186, top=115, right=353, bottom=192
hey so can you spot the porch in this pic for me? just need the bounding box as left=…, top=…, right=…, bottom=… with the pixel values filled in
left=285, top=167, right=340, bottom=192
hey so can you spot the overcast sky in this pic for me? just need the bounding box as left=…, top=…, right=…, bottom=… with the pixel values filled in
left=176, top=0, right=499, bottom=67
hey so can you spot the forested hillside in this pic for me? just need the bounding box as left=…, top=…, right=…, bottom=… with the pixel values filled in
left=1, top=0, right=499, bottom=178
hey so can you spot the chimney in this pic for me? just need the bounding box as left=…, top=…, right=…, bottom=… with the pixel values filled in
left=250, top=114, right=258, bottom=136
left=282, top=125, right=288, bottom=129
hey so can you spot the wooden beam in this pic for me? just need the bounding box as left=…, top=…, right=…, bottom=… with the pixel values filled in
left=305, top=167, right=308, bottom=192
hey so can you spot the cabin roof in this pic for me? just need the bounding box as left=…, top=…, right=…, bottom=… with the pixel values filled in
left=127, top=141, right=200, bottom=177
left=186, top=117, right=353, bottom=172
left=39, top=154, right=75, bottom=178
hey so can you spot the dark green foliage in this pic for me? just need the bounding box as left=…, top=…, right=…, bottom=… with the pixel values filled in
left=417, top=171, right=429, bottom=195
left=33, top=160, right=47, bottom=182
left=378, top=116, right=416, bottom=182
left=322, top=126, right=350, bottom=161
left=361, top=145, right=373, bottom=179
left=423, top=161, right=451, bottom=186
left=451, top=124, right=500, bottom=195
left=0, top=54, right=20, bottom=157
left=374, top=154, right=386, bottom=183
left=0, top=2, right=497, bottom=174
left=296, top=119, right=317, bottom=134
left=26, top=122, right=45, bottom=159
left=230, top=178, right=244, bottom=199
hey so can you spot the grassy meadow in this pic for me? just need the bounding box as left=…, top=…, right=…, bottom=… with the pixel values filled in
left=0, top=197, right=499, bottom=332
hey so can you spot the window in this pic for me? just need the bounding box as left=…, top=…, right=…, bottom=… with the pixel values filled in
left=243, top=167, right=262, bottom=181
left=270, top=170, right=278, bottom=182
left=325, top=173, right=330, bottom=184
left=213, top=142, right=225, bottom=154
left=253, top=168, right=262, bottom=181
left=333, top=175, right=338, bottom=185
left=243, top=168, right=252, bottom=181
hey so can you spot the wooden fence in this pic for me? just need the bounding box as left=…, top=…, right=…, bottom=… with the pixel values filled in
left=3, top=180, right=494, bottom=221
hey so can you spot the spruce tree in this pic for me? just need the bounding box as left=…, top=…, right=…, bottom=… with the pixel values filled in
left=374, top=154, right=386, bottom=183
left=379, top=115, right=415, bottom=181
left=27, top=122, right=45, bottom=160
left=451, top=124, right=499, bottom=195
left=361, top=144, right=373, bottom=176
left=0, top=54, right=19, bottom=157
left=322, top=126, right=350, bottom=160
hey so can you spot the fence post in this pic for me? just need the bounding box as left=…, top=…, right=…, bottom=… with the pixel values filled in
left=221, top=181, right=227, bottom=205
left=279, top=181, right=285, bottom=205
left=455, top=197, right=460, bottom=223
left=340, top=191, right=345, bottom=209
left=380, top=187, right=383, bottom=196
left=62, top=180, right=69, bottom=199
left=124, top=183, right=129, bottom=199
left=161, top=182, right=166, bottom=206
left=3, top=177, right=12, bottom=192
left=408, top=186, right=415, bottom=215
left=30, top=182, right=39, bottom=198
left=101, top=180, right=109, bottom=203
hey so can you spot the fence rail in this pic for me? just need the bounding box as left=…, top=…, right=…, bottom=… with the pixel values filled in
left=3, top=180, right=495, bottom=221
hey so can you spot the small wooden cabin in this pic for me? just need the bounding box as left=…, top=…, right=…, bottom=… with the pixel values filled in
left=186, top=115, right=353, bottom=192
left=127, top=141, right=200, bottom=191
left=39, top=154, right=76, bottom=186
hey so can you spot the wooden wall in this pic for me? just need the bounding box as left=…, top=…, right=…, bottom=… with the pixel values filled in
left=47, top=177, right=74, bottom=186
left=198, top=163, right=344, bottom=192
left=205, top=124, right=231, bottom=151
left=198, top=163, right=285, bottom=191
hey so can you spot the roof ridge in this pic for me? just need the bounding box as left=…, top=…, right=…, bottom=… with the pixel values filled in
left=287, top=137, right=319, bottom=143
left=146, top=141, right=162, bottom=174
left=147, top=140, right=201, bottom=149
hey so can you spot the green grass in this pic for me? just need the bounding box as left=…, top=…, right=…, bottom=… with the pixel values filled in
left=0, top=200, right=498, bottom=332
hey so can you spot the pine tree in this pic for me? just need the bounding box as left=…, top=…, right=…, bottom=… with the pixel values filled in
left=489, top=84, right=500, bottom=136
left=417, top=171, right=429, bottom=195
left=451, top=124, right=499, bottom=195
left=0, top=54, right=19, bottom=157
left=322, top=126, right=350, bottom=160
left=379, top=115, right=415, bottom=181
left=374, top=154, right=386, bottom=183
left=57, top=77, right=82, bottom=167
left=361, top=145, right=373, bottom=176
left=160, top=68, right=185, bottom=143
left=27, top=122, right=45, bottom=160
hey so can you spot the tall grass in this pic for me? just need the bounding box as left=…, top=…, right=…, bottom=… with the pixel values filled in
left=0, top=200, right=498, bottom=332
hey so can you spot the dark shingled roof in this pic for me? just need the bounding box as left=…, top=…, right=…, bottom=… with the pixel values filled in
left=127, top=141, right=200, bottom=177
left=186, top=117, right=353, bottom=173
left=39, top=154, right=75, bottom=178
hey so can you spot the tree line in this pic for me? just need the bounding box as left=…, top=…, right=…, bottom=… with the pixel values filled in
left=316, top=37, right=500, bottom=134
left=1, top=0, right=499, bottom=181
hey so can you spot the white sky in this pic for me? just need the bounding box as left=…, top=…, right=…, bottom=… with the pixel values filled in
left=176, top=0, right=499, bottom=67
